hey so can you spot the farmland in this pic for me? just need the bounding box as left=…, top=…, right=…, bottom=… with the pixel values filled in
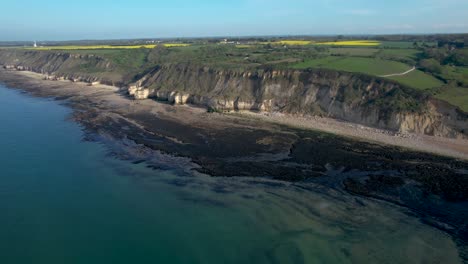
left=274, top=40, right=312, bottom=45
left=388, top=70, right=444, bottom=90
left=27, top=43, right=190, bottom=50
left=259, top=39, right=382, bottom=47
left=436, top=86, right=468, bottom=112
left=2, top=36, right=468, bottom=112
left=378, top=49, right=421, bottom=60
left=380, top=41, right=437, bottom=49
left=293, top=57, right=410, bottom=76
left=329, top=48, right=379, bottom=57
left=316, top=40, right=381, bottom=46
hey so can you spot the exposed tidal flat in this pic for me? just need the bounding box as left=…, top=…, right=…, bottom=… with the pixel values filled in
left=0, top=80, right=466, bottom=263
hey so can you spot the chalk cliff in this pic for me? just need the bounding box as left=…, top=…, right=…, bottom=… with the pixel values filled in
left=1, top=50, right=467, bottom=138
left=129, top=64, right=468, bottom=138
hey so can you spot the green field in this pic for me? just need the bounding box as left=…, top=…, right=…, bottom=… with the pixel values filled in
left=329, top=48, right=379, bottom=57
left=2, top=37, right=466, bottom=112
left=293, top=57, right=411, bottom=76
left=378, top=49, right=421, bottom=60
left=387, top=70, right=444, bottom=90
left=380, top=41, right=437, bottom=49
left=439, top=66, right=468, bottom=86
left=292, top=57, right=444, bottom=90
left=315, top=40, right=381, bottom=46
left=436, top=86, right=468, bottom=112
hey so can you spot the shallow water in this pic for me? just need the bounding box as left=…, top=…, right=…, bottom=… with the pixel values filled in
left=0, top=84, right=462, bottom=263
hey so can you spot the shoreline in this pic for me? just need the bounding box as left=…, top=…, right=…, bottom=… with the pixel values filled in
left=6, top=69, right=468, bottom=161
left=233, top=111, right=468, bottom=161
left=1, top=68, right=468, bottom=255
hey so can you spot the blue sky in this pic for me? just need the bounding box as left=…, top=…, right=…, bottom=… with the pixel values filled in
left=1, top=0, right=467, bottom=41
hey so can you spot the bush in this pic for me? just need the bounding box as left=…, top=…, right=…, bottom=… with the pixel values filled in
left=419, top=59, right=442, bottom=74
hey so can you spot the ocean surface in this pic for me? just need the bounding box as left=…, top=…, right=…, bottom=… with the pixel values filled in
left=0, top=84, right=462, bottom=264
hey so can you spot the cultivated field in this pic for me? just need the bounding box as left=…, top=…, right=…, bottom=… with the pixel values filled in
left=293, top=56, right=443, bottom=90
left=388, top=70, right=444, bottom=90
left=293, top=57, right=409, bottom=75
left=28, top=43, right=190, bottom=50
left=259, top=40, right=313, bottom=46
left=436, top=86, right=468, bottom=112
left=316, top=40, right=381, bottom=46
left=329, top=47, right=379, bottom=57
left=3, top=37, right=467, bottom=112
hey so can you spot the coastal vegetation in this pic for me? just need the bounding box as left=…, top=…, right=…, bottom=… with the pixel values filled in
left=1, top=34, right=467, bottom=111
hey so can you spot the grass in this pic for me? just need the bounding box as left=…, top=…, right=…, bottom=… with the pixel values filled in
left=292, top=56, right=443, bottom=90
left=380, top=41, right=437, bottom=49
left=439, top=66, right=468, bottom=86
left=380, top=41, right=416, bottom=49
left=5, top=42, right=457, bottom=102
left=293, top=57, right=410, bottom=76
left=329, top=47, right=379, bottom=57
left=378, top=49, right=421, bottom=60
left=315, top=40, right=381, bottom=46
left=387, top=70, right=444, bottom=90
left=435, top=86, right=468, bottom=112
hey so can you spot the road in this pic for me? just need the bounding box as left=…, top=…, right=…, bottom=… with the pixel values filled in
left=380, top=66, right=416, bottom=77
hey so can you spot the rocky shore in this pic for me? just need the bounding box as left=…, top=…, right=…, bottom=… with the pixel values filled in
left=0, top=68, right=467, bottom=259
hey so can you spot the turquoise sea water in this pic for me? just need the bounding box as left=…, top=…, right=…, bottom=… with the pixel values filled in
left=0, top=84, right=462, bottom=264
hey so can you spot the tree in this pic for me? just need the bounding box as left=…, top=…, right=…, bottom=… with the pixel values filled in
left=446, top=50, right=468, bottom=66
left=419, top=59, right=442, bottom=74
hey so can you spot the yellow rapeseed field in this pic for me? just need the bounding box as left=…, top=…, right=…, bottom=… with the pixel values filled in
left=235, top=44, right=255, bottom=48
left=163, top=43, right=191, bottom=47
left=258, top=40, right=313, bottom=46
left=276, top=40, right=312, bottom=45
left=315, top=40, right=381, bottom=46
left=27, top=44, right=190, bottom=50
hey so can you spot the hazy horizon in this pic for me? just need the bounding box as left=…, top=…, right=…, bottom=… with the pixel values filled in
left=2, top=32, right=468, bottom=44
left=1, top=0, right=467, bottom=41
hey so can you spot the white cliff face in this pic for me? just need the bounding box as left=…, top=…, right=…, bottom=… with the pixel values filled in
left=168, top=92, right=191, bottom=104
left=0, top=51, right=124, bottom=87
left=1, top=49, right=466, bottom=139
left=125, top=65, right=467, bottom=139
left=134, top=89, right=150, bottom=100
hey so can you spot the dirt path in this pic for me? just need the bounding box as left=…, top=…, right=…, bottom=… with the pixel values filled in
left=380, top=66, right=416, bottom=77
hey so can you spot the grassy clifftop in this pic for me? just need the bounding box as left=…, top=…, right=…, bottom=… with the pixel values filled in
left=0, top=47, right=447, bottom=115
left=0, top=45, right=467, bottom=138
left=1, top=41, right=467, bottom=110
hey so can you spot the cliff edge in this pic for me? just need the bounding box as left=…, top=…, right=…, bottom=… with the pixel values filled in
left=1, top=50, right=466, bottom=139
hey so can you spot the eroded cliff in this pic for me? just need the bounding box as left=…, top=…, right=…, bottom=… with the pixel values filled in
left=129, top=64, right=468, bottom=138
left=1, top=50, right=467, bottom=138
left=0, top=50, right=131, bottom=87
